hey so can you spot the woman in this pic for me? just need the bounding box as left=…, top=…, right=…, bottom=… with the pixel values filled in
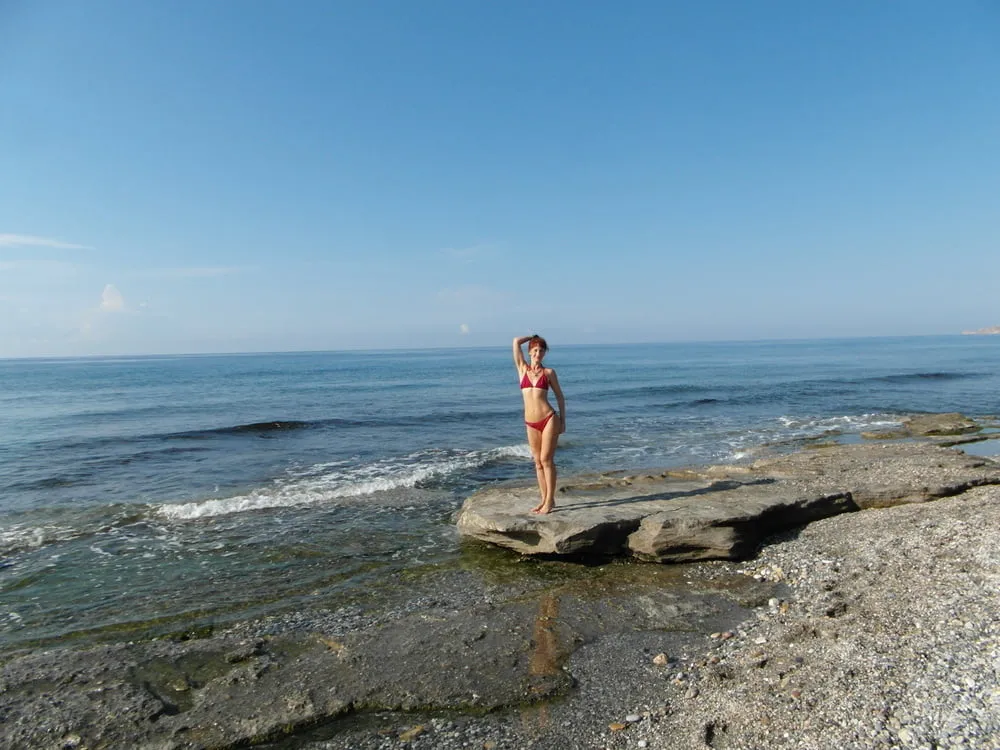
left=513, top=334, right=566, bottom=514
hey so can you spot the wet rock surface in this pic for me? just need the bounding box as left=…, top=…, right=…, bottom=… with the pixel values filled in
left=0, top=559, right=758, bottom=750
left=290, top=475, right=1000, bottom=750
left=902, top=412, right=981, bottom=436
left=3, top=438, right=999, bottom=750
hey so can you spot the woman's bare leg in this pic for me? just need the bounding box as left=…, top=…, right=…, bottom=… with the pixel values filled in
left=527, top=426, right=546, bottom=512
left=533, top=417, right=560, bottom=514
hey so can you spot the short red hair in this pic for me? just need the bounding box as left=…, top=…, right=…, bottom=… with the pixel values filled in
left=528, top=335, right=548, bottom=352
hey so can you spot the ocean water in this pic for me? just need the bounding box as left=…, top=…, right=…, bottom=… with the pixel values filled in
left=2, top=336, right=998, bottom=650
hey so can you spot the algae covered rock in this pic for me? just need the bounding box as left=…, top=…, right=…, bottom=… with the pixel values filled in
left=902, top=413, right=979, bottom=436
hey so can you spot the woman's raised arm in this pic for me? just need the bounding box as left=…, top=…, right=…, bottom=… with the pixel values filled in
left=512, top=336, right=531, bottom=371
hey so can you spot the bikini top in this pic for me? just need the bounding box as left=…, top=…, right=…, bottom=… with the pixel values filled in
left=520, top=369, right=549, bottom=390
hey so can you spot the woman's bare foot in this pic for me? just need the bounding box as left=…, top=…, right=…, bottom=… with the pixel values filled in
left=531, top=502, right=554, bottom=515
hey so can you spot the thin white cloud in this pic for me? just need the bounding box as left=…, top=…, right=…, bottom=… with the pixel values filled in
left=99, top=284, right=125, bottom=312
left=0, top=234, right=92, bottom=250
left=460, top=323, right=470, bottom=334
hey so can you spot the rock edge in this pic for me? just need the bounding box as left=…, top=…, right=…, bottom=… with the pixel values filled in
left=456, top=442, right=1000, bottom=562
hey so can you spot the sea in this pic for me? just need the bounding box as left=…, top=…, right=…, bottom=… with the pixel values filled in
left=2, top=335, right=999, bottom=652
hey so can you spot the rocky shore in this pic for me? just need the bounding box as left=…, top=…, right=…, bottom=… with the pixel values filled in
left=2, top=426, right=999, bottom=750
left=315, top=484, right=1000, bottom=750
left=633, top=483, right=1000, bottom=750
left=456, top=413, right=1000, bottom=562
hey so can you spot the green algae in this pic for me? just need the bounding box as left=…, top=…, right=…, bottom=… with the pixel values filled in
left=129, top=651, right=236, bottom=713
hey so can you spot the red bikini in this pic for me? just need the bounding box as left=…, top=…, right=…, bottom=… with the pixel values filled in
left=521, top=368, right=555, bottom=431
left=524, top=412, right=555, bottom=432
left=520, top=370, right=549, bottom=390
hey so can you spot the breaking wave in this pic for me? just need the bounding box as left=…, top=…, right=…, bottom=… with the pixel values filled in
left=156, top=444, right=530, bottom=520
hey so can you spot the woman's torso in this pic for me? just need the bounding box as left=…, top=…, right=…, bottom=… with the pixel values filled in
left=519, top=366, right=554, bottom=421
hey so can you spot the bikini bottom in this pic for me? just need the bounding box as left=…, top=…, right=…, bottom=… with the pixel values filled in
left=525, top=412, right=555, bottom=432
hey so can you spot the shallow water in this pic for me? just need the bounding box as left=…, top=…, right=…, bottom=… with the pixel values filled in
left=959, top=438, right=1000, bottom=458
left=2, top=336, right=999, bottom=650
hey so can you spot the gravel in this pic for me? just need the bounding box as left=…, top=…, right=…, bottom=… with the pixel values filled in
left=296, top=484, right=1000, bottom=750
left=627, top=484, right=1000, bottom=750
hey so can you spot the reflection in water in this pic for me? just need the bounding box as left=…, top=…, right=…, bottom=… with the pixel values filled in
left=529, top=593, right=560, bottom=679
left=521, top=593, right=561, bottom=732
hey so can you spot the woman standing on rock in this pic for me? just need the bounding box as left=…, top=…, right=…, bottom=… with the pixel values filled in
left=513, top=335, right=566, bottom=514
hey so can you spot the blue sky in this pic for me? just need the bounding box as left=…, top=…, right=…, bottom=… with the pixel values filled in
left=2, top=1, right=998, bottom=356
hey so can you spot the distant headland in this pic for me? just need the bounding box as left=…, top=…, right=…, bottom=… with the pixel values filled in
left=962, top=326, right=1000, bottom=335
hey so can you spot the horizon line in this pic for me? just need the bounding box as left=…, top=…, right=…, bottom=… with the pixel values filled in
left=0, top=332, right=976, bottom=362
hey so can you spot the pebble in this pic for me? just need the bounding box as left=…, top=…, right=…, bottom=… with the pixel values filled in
left=634, top=485, right=1000, bottom=750
left=398, top=725, right=425, bottom=741
left=70, top=480, right=997, bottom=750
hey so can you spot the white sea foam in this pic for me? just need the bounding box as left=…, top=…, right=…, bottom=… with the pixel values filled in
left=717, top=413, right=906, bottom=463
left=156, top=443, right=530, bottom=521
left=0, top=523, right=79, bottom=557
left=776, top=413, right=903, bottom=433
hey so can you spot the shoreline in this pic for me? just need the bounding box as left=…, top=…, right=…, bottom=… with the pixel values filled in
left=3, top=438, right=999, bottom=750
left=288, top=477, right=1000, bottom=750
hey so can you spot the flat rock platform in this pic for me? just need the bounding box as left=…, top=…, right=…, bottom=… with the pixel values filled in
left=456, top=441, right=1000, bottom=562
